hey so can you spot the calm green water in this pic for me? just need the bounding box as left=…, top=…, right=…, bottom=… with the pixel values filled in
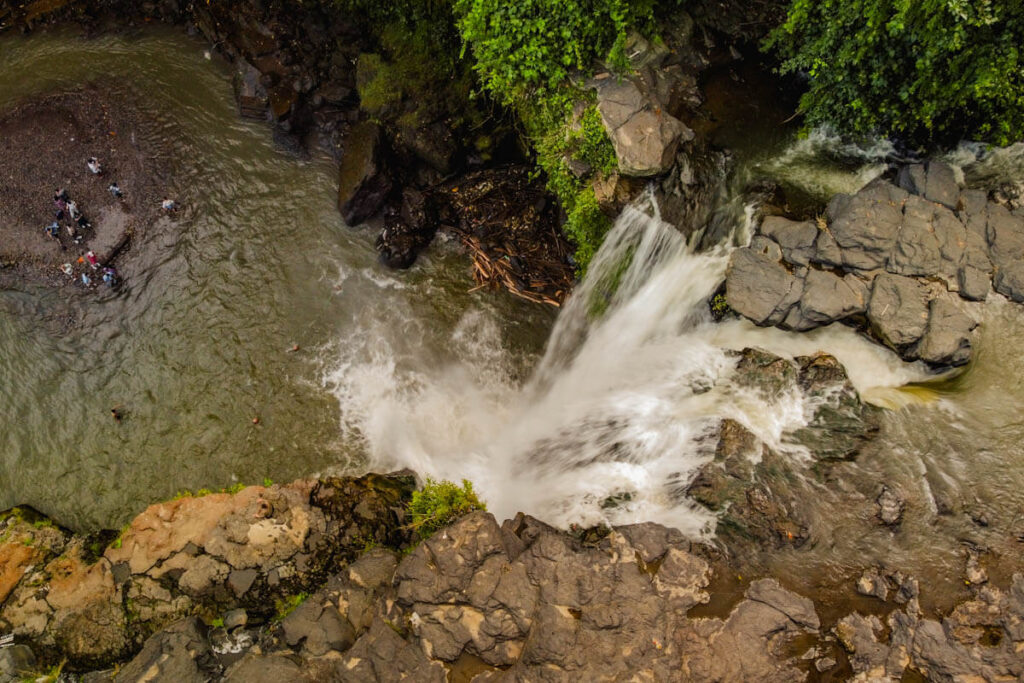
left=0, top=27, right=553, bottom=530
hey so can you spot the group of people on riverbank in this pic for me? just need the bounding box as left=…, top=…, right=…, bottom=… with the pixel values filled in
left=40, top=157, right=180, bottom=290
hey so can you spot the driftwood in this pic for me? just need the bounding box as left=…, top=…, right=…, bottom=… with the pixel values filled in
left=459, top=233, right=571, bottom=307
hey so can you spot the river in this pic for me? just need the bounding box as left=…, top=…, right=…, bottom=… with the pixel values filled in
left=4, top=25, right=1024, bottom=610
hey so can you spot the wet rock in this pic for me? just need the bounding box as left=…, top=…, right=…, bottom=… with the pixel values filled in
left=914, top=294, right=977, bottom=366
left=876, top=487, right=905, bottom=527
left=791, top=353, right=879, bottom=461
left=856, top=568, right=890, bottom=600
left=746, top=578, right=820, bottom=630
left=867, top=272, right=929, bottom=350
left=234, top=59, right=268, bottom=119
left=593, top=78, right=692, bottom=176
left=113, top=617, right=216, bottom=683
left=375, top=189, right=437, bottom=269
left=336, top=121, right=392, bottom=225
left=223, top=608, right=248, bottom=631
left=835, top=612, right=889, bottom=672
left=725, top=249, right=802, bottom=325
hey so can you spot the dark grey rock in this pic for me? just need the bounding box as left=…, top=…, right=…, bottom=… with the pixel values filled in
left=888, top=195, right=943, bottom=277
left=986, top=203, right=1024, bottom=268
left=897, top=164, right=927, bottom=196
left=725, top=249, right=802, bottom=325
left=994, top=261, right=1024, bottom=302
left=347, top=548, right=399, bottom=590
left=336, top=618, right=446, bottom=682
left=813, top=227, right=843, bottom=267
left=223, top=608, right=248, bottom=631
left=0, top=645, right=36, bottom=682
left=281, top=598, right=356, bottom=657
left=827, top=180, right=906, bottom=272
left=337, top=120, right=392, bottom=226
left=915, top=295, right=976, bottom=366
left=855, top=568, right=890, bottom=600
left=223, top=653, right=305, bottom=683
left=923, top=161, right=960, bottom=210
left=113, top=617, right=215, bottom=683
left=760, top=216, right=818, bottom=266
left=867, top=273, right=929, bottom=350
left=796, top=269, right=867, bottom=325
left=749, top=235, right=782, bottom=262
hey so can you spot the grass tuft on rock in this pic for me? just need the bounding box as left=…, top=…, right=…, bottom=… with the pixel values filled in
left=407, top=478, right=486, bottom=539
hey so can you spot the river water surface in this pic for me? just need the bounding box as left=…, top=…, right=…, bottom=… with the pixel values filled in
left=4, top=26, right=1024, bottom=611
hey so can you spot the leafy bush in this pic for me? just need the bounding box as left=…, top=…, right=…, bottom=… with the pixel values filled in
left=407, top=478, right=486, bottom=538
left=453, top=0, right=657, bottom=100
left=767, top=0, right=1024, bottom=146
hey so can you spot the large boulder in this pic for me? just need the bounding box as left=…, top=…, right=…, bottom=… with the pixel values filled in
left=594, top=78, right=693, bottom=177
left=914, top=295, right=977, bottom=366
left=336, top=121, right=393, bottom=225
left=113, top=618, right=216, bottom=683
left=760, top=216, right=818, bottom=266
left=791, top=269, right=868, bottom=327
left=826, top=180, right=907, bottom=272
left=867, top=273, right=929, bottom=351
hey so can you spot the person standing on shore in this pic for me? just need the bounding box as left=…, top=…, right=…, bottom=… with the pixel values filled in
left=87, top=157, right=102, bottom=175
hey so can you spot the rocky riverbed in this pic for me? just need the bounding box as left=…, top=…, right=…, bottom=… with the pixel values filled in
left=725, top=160, right=1024, bottom=368
left=1, top=469, right=1022, bottom=681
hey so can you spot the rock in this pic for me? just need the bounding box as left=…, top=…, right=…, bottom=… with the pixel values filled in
left=897, top=163, right=928, bottom=196
left=813, top=227, right=843, bottom=268
left=888, top=195, right=944, bottom=278
left=791, top=354, right=879, bottom=461
left=223, top=608, right=248, bottom=631
left=915, top=295, right=977, bottom=366
left=794, top=269, right=867, bottom=325
left=725, top=249, right=802, bottom=325
left=749, top=235, right=782, bottom=262
left=335, top=618, right=446, bottom=682
left=867, top=273, right=929, bottom=350
left=856, top=568, right=890, bottom=600
left=336, top=121, right=392, bottom=225
left=234, top=59, right=268, bottom=119
left=745, top=579, right=820, bottom=630
left=826, top=180, right=906, bottom=272
left=923, top=161, right=960, bottom=210
left=594, top=78, right=692, bottom=176
left=994, top=261, right=1024, bottom=302
left=986, top=202, right=1024, bottom=268
left=876, top=487, right=905, bottom=526
left=347, top=548, right=398, bottom=590
left=0, top=645, right=35, bottom=682
left=227, top=569, right=258, bottom=598
left=958, top=229, right=993, bottom=301
left=280, top=596, right=356, bottom=656
left=375, top=188, right=437, bottom=269
left=760, top=216, right=818, bottom=266
left=223, top=652, right=305, bottom=682
left=113, top=617, right=215, bottom=683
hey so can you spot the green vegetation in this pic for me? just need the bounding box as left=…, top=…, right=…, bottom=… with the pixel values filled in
left=211, top=617, right=225, bottom=629
left=710, top=292, right=732, bottom=320
left=274, top=592, right=309, bottom=622
left=407, top=478, right=486, bottom=539
left=452, top=0, right=657, bottom=271
left=767, top=0, right=1024, bottom=146
left=453, top=0, right=657, bottom=98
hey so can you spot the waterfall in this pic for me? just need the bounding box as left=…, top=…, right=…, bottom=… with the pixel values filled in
left=326, top=179, right=931, bottom=537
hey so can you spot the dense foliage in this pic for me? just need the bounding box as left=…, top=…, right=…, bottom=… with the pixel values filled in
left=407, top=478, right=487, bottom=538
left=767, top=0, right=1024, bottom=146
left=452, top=0, right=656, bottom=100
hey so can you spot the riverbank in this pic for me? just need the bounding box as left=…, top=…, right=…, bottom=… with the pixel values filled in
left=0, top=84, right=170, bottom=291
left=0, top=472, right=1020, bottom=681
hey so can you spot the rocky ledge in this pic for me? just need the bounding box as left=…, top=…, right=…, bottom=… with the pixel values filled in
left=1, top=462, right=1023, bottom=680
left=725, top=161, right=1024, bottom=367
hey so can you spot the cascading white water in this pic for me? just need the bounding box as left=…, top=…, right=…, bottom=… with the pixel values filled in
left=325, top=185, right=931, bottom=536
